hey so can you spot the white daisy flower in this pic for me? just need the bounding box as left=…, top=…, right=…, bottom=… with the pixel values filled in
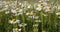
left=33, top=16, right=39, bottom=19
left=36, top=4, right=44, bottom=11
left=18, top=29, right=21, bottom=32
left=9, top=20, right=14, bottom=24
left=24, top=23, right=27, bottom=26
left=26, top=12, right=30, bottom=15
left=58, top=16, right=60, bottom=18
left=19, top=23, right=27, bottom=27
left=43, top=14, right=48, bottom=16
left=44, top=6, right=51, bottom=12
left=43, top=2, right=48, bottom=6
left=4, top=5, right=9, bottom=8
left=13, top=28, right=21, bottom=32
left=27, top=5, right=32, bottom=8
left=19, top=2, right=22, bottom=5
left=5, top=11, right=10, bottom=14
left=36, top=7, right=42, bottom=11
left=19, top=9, right=23, bottom=13
left=58, top=6, right=60, bottom=10
left=28, top=16, right=33, bottom=18
left=56, top=12, right=60, bottom=15
left=45, top=9, right=51, bottom=12
left=18, top=24, right=23, bottom=27
left=9, top=19, right=20, bottom=24
left=33, top=24, right=38, bottom=27
left=2, top=8, right=8, bottom=11
left=35, top=20, right=41, bottom=22
left=16, top=20, right=20, bottom=24
left=39, top=0, right=42, bottom=3
left=18, top=13, right=23, bottom=15
left=11, top=9, right=17, bottom=14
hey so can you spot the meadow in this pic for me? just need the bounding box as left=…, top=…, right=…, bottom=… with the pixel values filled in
left=0, top=0, right=60, bottom=32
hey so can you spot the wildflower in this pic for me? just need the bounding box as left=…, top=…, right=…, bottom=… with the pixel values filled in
left=33, top=13, right=37, bottom=16
left=27, top=5, right=31, bottom=8
left=11, top=9, right=17, bottom=14
left=18, top=24, right=23, bottom=27
left=9, top=19, right=20, bottom=24
left=19, top=2, right=22, bottom=5
left=59, top=16, right=60, bottom=18
left=39, top=5, right=44, bottom=8
left=26, top=12, right=30, bottom=15
left=33, top=16, right=39, bottom=19
left=13, top=28, right=18, bottom=32
left=56, top=12, right=60, bottom=15
left=36, top=4, right=44, bottom=11
left=35, top=20, right=41, bottom=22
left=47, top=6, right=51, bottom=10
left=43, top=14, right=48, bottom=16
left=13, top=28, right=21, bottom=32
left=4, top=5, right=9, bottom=8
left=36, top=7, right=41, bottom=11
left=16, top=8, right=19, bottom=11
left=44, top=6, right=51, bottom=12
left=21, top=4, right=25, bottom=8
left=18, top=23, right=27, bottom=28
left=19, top=9, right=23, bottom=13
left=5, top=11, right=10, bottom=14
left=33, top=24, right=38, bottom=27
left=39, top=0, right=42, bottom=3
left=23, top=23, right=27, bottom=26
left=43, top=2, right=48, bottom=6
left=18, top=29, right=21, bottom=32
left=21, top=23, right=27, bottom=27
left=28, top=16, right=33, bottom=18
left=58, top=6, right=60, bottom=10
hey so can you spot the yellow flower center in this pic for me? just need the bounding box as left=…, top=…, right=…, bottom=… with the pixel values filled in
left=39, top=6, right=44, bottom=8
left=47, top=6, right=51, bottom=10
left=16, top=8, right=19, bottom=11
left=33, top=13, right=37, bottom=16
left=12, top=19, right=16, bottom=22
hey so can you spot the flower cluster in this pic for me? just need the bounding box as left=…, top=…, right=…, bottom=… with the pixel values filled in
left=0, top=0, right=60, bottom=32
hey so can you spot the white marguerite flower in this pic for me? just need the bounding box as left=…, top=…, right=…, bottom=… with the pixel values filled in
left=36, top=7, right=42, bottom=11
left=35, top=20, right=41, bottom=22
left=13, top=28, right=22, bottom=32
left=14, top=9, right=23, bottom=16
left=33, top=24, right=38, bottom=27
left=4, top=5, right=9, bottom=8
left=19, top=2, right=22, bottom=5
left=28, top=16, right=33, bottom=18
left=18, top=23, right=27, bottom=28
left=23, top=23, right=27, bottom=26
left=26, top=12, right=30, bottom=15
left=36, top=4, right=44, bottom=11
left=18, top=24, right=23, bottom=27
left=9, top=19, right=20, bottom=24
left=58, top=16, right=60, bottom=18
left=11, top=9, right=17, bottom=14
left=5, top=11, right=10, bottom=14
left=44, top=6, right=51, bottom=12
left=18, top=29, right=21, bottom=32
left=33, top=16, right=39, bottom=19
left=27, top=5, right=32, bottom=8
left=19, top=9, right=23, bottom=13
left=58, top=6, right=60, bottom=10
left=56, top=12, right=60, bottom=15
